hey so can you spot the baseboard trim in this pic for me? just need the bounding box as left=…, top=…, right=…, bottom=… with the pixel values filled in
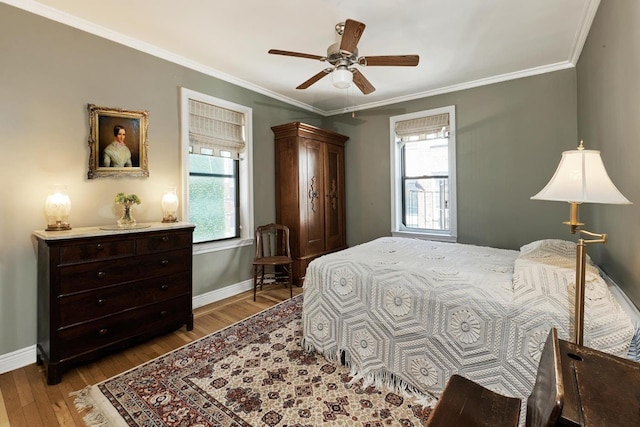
left=192, top=280, right=253, bottom=309
left=0, top=346, right=37, bottom=375
left=0, top=280, right=253, bottom=375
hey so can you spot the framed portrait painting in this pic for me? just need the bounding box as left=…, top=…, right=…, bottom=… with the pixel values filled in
left=87, top=104, right=149, bottom=179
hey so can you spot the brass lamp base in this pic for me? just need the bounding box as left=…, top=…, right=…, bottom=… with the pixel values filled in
left=162, top=215, right=178, bottom=223
left=46, top=222, right=71, bottom=231
left=563, top=203, right=607, bottom=346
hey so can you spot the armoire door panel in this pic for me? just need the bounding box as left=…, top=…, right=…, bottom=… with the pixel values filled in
left=324, top=143, right=345, bottom=251
left=275, top=138, right=300, bottom=255
left=302, top=138, right=325, bottom=255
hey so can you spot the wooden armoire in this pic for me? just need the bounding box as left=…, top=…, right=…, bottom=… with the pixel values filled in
left=272, top=122, right=348, bottom=284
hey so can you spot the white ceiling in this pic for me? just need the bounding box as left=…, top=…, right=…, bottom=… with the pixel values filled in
left=9, top=0, right=600, bottom=115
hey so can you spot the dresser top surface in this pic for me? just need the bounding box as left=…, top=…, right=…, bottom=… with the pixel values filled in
left=33, top=221, right=195, bottom=241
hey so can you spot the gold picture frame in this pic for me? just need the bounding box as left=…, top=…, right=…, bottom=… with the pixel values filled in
left=87, top=104, right=149, bottom=179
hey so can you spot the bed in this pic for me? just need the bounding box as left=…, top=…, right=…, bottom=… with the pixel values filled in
left=302, top=237, right=639, bottom=406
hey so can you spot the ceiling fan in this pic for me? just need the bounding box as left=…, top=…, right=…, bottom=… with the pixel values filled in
left=268, top=19, right=419, bottom=95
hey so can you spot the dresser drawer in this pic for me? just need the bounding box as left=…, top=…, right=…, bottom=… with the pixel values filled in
left=137, top=248, right=192, bottom=278
left=58, top=272, right=191, bottom=327
left=137, top=231, right=192, bottom=254
left=57, top=295, right=191, bottom=360
left=58, top=248, right=191, bottom=294
left=59, top=239, right=135, bottom=264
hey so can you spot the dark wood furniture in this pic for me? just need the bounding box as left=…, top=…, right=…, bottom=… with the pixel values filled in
left=252, top=223, right=293, bottom=301
left=425, top=373, right=522, bottom=426
left=425, top=328, right=563, bottom=427
left=272, top=122, right=348, bottom=285
left=527, top=328, right=564, bottom=427
left=34, top=222, right=195, bottom=385
left=558, top=338, right=640, bottom=426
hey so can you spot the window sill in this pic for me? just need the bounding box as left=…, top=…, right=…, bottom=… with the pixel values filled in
left=193, top=237, right=253, bottom=255
left=391, top=230, right=457, bottom=243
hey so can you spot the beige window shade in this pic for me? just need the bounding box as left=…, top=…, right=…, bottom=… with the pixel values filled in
left=189, top=99, right=246, bottom=157
left=395, top=113, right=449, bottom=140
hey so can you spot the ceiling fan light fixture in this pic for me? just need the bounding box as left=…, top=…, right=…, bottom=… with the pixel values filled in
left=269, top=18, right=418, bottom=95
left=332, top=67, right=352, bottom=89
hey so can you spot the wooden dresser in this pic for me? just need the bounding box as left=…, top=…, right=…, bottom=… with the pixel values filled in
left=33, top=222, right=195, bottom=385
left=272, top=122, right=348, bottom=284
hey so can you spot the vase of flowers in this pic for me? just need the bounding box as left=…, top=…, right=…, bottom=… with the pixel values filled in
left=115, top=193, right=141, bottom=228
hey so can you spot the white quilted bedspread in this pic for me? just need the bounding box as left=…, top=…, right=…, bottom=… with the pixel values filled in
left=302, top=237, right=634, bottom=408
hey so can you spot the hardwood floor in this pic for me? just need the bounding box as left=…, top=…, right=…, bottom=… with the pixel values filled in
left=0, top=286, right=302, bottom=427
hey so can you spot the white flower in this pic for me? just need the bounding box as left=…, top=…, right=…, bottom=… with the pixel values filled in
left=527, top=330, right=547, bottom=360
left=449, top=309, right=481, bottom=344
left=384, top=287, right=412, bottom=317
left=353, top=330, right=375, bottom=358
left=332, top=268, right=354, bottom=296
left=410, top=358, right=438, bottom=387
left=311, top=314, right=330, bottom=339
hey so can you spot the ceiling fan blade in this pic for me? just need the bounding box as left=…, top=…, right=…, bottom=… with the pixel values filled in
left=358, top=55, right=420, bottom=66
left=268, top=49, right=325, bottom=61
left=296, top=70, right=330, bottom=89
left=339, top=19, right=366, bottom=54
left=352, top=69, right=375, bottom=94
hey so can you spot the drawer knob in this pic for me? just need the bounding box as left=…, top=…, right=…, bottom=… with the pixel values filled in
left=160, top=310, right=168, bottom=317
left=161, top=259, right=169, bottom=266
left=96, top=271, right=106, bottom=279
left=96, top=243, right=104, bottom=250
left=160, top=284, right=169, bottom=291
left=98, top=328, right=108, bottom=336
left=162, top=236, right=170, bottom=242
left=97, top=298, right=107, bottom=306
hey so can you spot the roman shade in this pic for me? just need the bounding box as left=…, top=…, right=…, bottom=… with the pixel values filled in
left=189, top=99, right=246, bottom=157
left=395, top=112, right=449, bottom=141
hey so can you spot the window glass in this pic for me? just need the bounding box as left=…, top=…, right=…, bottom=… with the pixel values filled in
left=402, top=137, right=450, bottom=231
left=189, top=154, right=239, bottom=243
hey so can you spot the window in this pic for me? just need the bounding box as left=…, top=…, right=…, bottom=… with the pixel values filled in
left=390, top=105, right=457, bottom=241
left=180, top=88, right=253, bottom=253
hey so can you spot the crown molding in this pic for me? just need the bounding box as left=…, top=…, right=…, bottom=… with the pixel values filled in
left=325, top=61, right=576, bottom=116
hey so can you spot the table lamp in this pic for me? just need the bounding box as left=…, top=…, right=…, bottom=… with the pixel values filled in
left=161, top=187, right=179, bottom=223
left=531, top=141, right=631, bottom=345
left=45, top=185, right=72, bottom=231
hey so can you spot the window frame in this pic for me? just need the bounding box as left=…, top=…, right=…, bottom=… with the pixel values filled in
left=389, top=105, right=457, bottom=242
left=180, top=87, right=254, bottom=254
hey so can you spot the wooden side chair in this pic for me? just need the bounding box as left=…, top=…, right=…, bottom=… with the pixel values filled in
left=252, top=223, right=293, bottom=301
left=425, top=327, right=563, bottom=427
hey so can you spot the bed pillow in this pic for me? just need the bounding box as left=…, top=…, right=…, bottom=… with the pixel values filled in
left=520, top=238, right=582, bottom=258
left=514, top=239, right=605, bottom=300
left=518, top=239, right=598, bottom=273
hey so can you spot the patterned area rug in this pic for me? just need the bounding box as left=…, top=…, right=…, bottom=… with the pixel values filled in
left=73, top=294, right=432, bottom=426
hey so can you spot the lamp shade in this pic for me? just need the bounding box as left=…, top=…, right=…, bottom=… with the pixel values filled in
left=45, top=185, right=71, bottom=230
left=161, top=187, right=179, bottom=222
left=332, top=67, right=352, bottom=89
left=531, top=148, right=631, bottom=204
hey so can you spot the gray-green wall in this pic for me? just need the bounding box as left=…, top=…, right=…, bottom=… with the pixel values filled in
left=328, top=71, right=578, bottom=250
left=1, top=1, right=637, bottom=366
left=576, top=0, right=640, bottom=308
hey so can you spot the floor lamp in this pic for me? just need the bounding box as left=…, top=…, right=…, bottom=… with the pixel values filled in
left=531, top=141, right=631, bottom=345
